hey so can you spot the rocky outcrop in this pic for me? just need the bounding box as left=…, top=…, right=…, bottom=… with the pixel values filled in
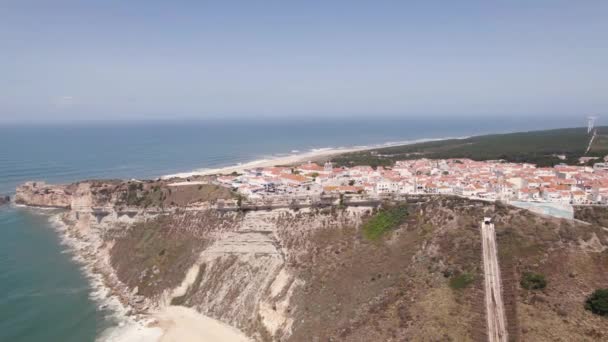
left=15, top=178, right=235, bottom=211
left=15, top=181, right=73, bottom=208
left=0, top=195, right=9, bottom=205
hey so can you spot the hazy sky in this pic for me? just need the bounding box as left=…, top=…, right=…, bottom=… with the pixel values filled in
left=1, top=0, right=607, bottom=122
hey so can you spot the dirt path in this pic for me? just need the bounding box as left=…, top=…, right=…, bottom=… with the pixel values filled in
left=585, top=128, right=597, bottom=154
left=481, top=220, right=508, bottom=342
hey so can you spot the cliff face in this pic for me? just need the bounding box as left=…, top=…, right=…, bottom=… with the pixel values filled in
left=106, top=208, right=369, bottom=340
left=16, top=180, right=608, bottom=341
left=103, top=198, right=490, bottom=341
left=15, top=178, right=235, bottom=210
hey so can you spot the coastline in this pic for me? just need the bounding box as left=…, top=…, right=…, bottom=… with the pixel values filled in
left=6, top=122, right=608, bottom=341
left=161, top=136, right=465, bottom=179
left=39, top=207, right=252, bottom=342
left=46, top=212, right=154, bottom=341
left=14, top=135, right=467, bottom=341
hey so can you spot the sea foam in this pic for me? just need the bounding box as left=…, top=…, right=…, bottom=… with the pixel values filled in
left=45, top=213, right=158, bottom=341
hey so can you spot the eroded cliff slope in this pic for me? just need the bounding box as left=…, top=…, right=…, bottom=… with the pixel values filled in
left=16, top=180, right=608, bottom=341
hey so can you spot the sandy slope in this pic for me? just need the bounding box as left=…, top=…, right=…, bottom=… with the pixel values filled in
left=102, top=306, right=250, bottom=342
left=155, top=306, right=251, bottom=342
left=162, top=146, right=365, bottom=179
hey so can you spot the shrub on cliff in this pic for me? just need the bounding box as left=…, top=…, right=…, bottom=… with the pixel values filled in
left=521, top=272, right=547, bottom=290
left=449, top=272, right=474, bottom=290
left=585, top=289, right=608, bottom=316
left=362, top=205, right=408, bottom=240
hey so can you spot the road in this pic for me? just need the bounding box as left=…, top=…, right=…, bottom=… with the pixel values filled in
left=481, top=220, right=508, bottom=342
left=585, top=128, right=596, bottom=154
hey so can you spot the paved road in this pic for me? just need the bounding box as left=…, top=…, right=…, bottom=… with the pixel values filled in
left=481, top=221, right=508, bottom=342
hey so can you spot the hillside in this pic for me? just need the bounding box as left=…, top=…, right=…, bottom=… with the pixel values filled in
left=330, top=126, right=608, bottom=168
left=102, top=196, right=608, bottom=341
left=16, top=178, right=608, bottom=341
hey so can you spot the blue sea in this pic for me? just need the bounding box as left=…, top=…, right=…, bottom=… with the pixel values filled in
left=0, top=117, right=585, bottom=341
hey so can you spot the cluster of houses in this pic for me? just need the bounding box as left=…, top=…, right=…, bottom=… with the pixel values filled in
left=212, top=158, right=608, bottom=205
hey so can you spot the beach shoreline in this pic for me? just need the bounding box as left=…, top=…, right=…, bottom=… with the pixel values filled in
left=45, top=212, right=154, bottom=342
left=161, top=136, right=464, bottom=179
left=17, top=135, right=467, bottom=341
left=154, top=306, right=251, bottom=342
left=34, top=207, right=252, bottom=342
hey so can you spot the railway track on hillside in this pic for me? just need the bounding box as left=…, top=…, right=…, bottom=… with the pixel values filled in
left=481, top=219, right=508, bottom=342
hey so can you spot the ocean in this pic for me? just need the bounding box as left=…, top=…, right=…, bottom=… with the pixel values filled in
left=0, top=117, right=584, bottom=341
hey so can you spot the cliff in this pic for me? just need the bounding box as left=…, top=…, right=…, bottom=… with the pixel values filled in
left=15, top=181, right=73, bottom=208
left=16, top=180, right=608, bottom=341
left=14, top=178, right=235, bottom=209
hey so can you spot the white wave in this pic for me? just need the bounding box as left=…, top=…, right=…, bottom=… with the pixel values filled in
left=96, top=320, right=163, bottom=342
left=310, top=147, right=333, bottom=152
left=42, top=214, right=154, bottom=341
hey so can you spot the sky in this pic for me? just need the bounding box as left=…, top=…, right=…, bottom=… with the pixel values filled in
left=1, top=0, right=607, bottom=123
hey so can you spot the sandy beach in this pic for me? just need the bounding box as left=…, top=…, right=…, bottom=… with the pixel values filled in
left=161, top=146, right=365, bottom=179
left=155, top=306, right=251, bottom=342
left=102, top=306, right=252, bottom=342
left=161, top=137, right=460, bottom=179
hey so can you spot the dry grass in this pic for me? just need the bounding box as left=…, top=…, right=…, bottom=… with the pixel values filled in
left=495, top=205, right=608, bottom=341
left=284, top=197, right=485, bottom=341
left=105, top=196, right=608, bottom=341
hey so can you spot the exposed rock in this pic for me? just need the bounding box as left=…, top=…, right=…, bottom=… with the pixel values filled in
left=15, top=181, right=73, bottom=208
left=0, top=195, right=9, bottom=206
left=15, top=178, right=234, bottom=210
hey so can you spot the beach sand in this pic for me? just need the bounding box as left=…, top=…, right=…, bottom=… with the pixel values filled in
left=161, top=137, right=463, bottom=180
left=155, top=306, right=251, bottom=342
left=161, top=146, right=365, bottom=179
left=103, top=306, right=251, bottom=342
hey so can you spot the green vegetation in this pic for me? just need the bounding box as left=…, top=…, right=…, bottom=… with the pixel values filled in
left=520, top=272, right=547, bottom=290
left=331, top=127, right=608, bottom=168
left=449, top=272, right=475, bottom=290
left=122, top=185, right=165, bottom=207
left=585, top=288, right=608, bottom=316
left=574, top=206, right=608, bottom=227
left=124, top=182, right=145, bottom=206
left=362, top=205, right=408, bottom=240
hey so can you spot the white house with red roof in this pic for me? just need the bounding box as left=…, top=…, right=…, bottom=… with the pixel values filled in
left=297, top=162, right=331, bottom=175
left=517, top=188, right=540, bottom=201
left=571, top=190, right=587, bottom=204
left=280, top=173, right=310, bottom=186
